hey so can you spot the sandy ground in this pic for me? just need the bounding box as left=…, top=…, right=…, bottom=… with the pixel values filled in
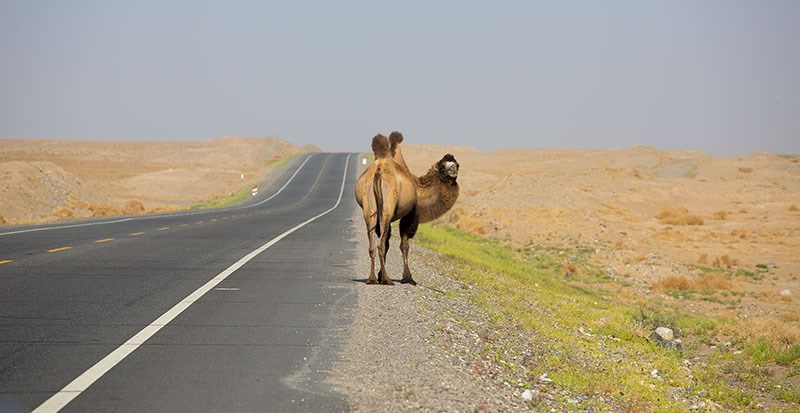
left=0, top=136, right=316, bottom=226
left=399, top=144, right=800, bottom=338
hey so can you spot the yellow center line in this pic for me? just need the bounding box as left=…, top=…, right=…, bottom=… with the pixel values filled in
left=210, top=219, right=217, bottom=222
left=179, top=224, right=189, bottom=227
left=158, top=227, right=170, bottom=231
left=94, top=238, right=114, bottom=243
left=0, top=260, right=12, bottom=265
left=195, top=221, right=204, bottom=224
left=129, top=232, right=145, bottom=236
left=47, top=246, right=72, bottom=253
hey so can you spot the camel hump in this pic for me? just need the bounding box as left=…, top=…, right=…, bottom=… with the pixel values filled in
left=389, top=131, right=404, bottom=146
left=372, top=134, right=390, bottom=158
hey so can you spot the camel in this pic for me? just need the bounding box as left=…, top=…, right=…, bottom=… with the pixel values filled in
left=354, top=132, right=459, bottom=285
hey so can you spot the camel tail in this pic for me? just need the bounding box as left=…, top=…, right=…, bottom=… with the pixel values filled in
left=373, top=172, right=383, bottom=237
left=372, top=134, right=390, bottom=159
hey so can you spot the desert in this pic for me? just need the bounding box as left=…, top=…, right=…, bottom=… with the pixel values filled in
left=2, top=137, right=799, bottom=410
left=0, top=136, right=315, bottom=226
left=3, top=138, right=798, bottom=330
left=400, top=144, right=800, bottom=330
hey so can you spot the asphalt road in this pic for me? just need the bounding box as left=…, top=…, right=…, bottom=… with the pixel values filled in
left=0, top=153, right=361, bottom=412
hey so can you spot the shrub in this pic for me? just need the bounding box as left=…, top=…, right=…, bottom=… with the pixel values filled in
left=653, top=274, right=733, bottom=291
left=656, top=207, right=704, bottom=225
left=714, top=255, right=739, bottom=269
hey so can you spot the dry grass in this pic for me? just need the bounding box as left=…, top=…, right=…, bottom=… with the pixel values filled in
left=730, top=229, right=747, bottom=240
left=653, top=275, right=691, bottom=290
left=713, top=254, right=739, bottom=269
left=748, top=317, right=800, bottom=346
left=652, top=273, right=734, bottom=291
left=738, top=167, right=754, bottom=173
left=449, top=208, right=487, bottom=235
left=656, top=207, right=705, bottom=225
left=562, top=264, right=580, bottom=277
left=714, top=314, right=800, bottom=347
left=653, top=228, right=685, bottom=242
left=711, top=211, right=728, bottom=220
left=790, top=204, right=799, bottom=212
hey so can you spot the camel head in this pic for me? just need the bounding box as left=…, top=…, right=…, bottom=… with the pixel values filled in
left=437, top=154, right=459, bottom=183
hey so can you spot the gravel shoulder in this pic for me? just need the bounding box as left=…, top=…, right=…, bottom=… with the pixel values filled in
left=328, top=210, right=526, bottom=411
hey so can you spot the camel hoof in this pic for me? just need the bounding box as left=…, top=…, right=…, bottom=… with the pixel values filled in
left=366, top=278, right=379, bottom=285
left=380, top=279, right=395, bottom=285
left=400, top=278, right=417, bottom=285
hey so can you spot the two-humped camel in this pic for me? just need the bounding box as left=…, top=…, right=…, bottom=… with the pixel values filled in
left=354, top=132, right=459, bottom=285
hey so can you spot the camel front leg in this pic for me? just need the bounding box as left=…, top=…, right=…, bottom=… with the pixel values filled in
left=399, top=234, right=416, bottom=285
left=399, top=211, right=419, bottom=285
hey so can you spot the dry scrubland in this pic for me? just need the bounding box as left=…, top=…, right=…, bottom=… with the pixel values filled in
left=0, top=136, right=316, bottom=225
left=402, top=145, right=799, bottom=331
left=2, top=138, right=799, bottom=409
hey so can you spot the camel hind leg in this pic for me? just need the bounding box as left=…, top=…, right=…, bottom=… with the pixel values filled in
left=399, top=210, right=419, bottom=285
left=377, top=217, right=394, bottom=285
left=366, top=227, right=378, bottom=284
left=378, top=225, right=391, bottom=281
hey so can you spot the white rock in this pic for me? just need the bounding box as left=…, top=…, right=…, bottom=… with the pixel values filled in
left=521, top=389, right=534, bottom=401
left=655, top=327, right=674, bottom=341
left=539, top=373, right=553, bottom=383
left=780, top=289, right=792, bottom=296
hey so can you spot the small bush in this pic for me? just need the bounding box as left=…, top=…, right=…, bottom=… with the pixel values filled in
left=730, top=229, right=747, bottom=239
left=790, top=205, right=799, bottom=212
left=653, top=274, right=733, bottom=291
left=654, top=275, right=691, bottom=290
left=656, top=207, right=704, bottom=225
left=561, top=264, right=579, bottom=277
left=712, top=211, right=728, bottom=220
left=714, top=255, right=738, bottom=269
left=738, top=167, right=754, bottom=173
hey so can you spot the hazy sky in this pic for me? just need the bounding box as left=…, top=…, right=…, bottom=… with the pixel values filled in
left=1, top=1, right=798, bottom=156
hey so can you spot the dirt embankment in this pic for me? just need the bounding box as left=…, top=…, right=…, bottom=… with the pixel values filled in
left=400, top=145, right=800, bottom=333
left=0, top=136, right=313, bottom=226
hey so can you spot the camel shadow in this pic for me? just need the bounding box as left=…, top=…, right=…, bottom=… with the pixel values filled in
left=350, top=277, right=406, bottom=284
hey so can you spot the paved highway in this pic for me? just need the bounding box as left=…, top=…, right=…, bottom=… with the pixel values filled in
left=0, top=153, right=360, bottom=412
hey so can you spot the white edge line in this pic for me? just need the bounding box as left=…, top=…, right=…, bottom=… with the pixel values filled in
left=32, top=153, right=351, bottom=413
left=0, top=153, right=317, bottom=237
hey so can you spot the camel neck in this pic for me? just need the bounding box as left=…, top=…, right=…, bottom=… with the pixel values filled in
left=416, top=167, right=459, bottom=224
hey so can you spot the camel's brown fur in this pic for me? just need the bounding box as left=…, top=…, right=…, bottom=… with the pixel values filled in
left=355, top=132, right=459, bottom=285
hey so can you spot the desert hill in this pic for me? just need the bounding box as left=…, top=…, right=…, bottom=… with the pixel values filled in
left=0, top=136, right=310, bottom=225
